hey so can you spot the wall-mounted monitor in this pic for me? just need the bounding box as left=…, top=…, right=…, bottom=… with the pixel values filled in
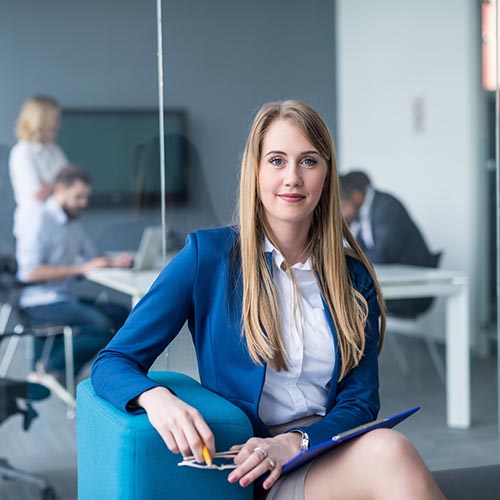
left=58, top=109, right=187, bottom=208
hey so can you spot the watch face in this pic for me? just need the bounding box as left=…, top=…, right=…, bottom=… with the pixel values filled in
left=301, top=432, right=310, bottom=451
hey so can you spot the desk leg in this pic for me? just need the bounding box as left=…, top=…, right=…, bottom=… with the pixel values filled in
left=446, top=283, right=470, bottom=428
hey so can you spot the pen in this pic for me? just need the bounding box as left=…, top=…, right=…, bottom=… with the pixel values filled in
left=202, top=443, right=212, bottom=466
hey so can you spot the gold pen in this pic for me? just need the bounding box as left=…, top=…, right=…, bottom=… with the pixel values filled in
left=202, top=443, right=212, bottom=466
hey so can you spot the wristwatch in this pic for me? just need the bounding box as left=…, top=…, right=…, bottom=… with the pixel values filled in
left=292, top=430, right=310, bottom=451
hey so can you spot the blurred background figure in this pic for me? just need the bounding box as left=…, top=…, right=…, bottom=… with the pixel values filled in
left=9, top=95, right=68, bottom=238
left=16, top=166, right=132, bottom=396
left=339, top=170, right=439, bottom=318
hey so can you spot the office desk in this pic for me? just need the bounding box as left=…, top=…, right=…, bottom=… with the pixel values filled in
left=86, top=268, right=159, bottom=307
left=86, top=264, right=470, bottom=429
left=375, top=264, right=470, bottom=429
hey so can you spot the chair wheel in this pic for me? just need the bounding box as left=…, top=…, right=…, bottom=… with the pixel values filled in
left=41, top=486, right=57, bottom=500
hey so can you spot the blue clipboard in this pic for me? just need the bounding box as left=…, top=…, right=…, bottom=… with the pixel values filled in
left=281, top=406, right=420, bottom=476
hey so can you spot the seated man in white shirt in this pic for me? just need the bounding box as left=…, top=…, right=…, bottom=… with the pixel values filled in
left=16, top=165, right=133, bottom=392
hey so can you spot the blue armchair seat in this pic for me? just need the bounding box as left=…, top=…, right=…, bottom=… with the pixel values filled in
left=77, top=372, right=253, bottom=500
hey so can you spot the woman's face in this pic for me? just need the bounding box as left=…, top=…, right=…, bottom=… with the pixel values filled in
left=39, top=109, right=60, bottom=143
left=258, top=119, right=328, bottom=235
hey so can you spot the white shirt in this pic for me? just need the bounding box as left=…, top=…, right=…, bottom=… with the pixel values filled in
left=349, top=186, right=375, bottom=248
left=258, top=239, right=335, bottom=426
left=16, top=197, right=96, bottom=308
left=9, top=140, right=68, bottom=237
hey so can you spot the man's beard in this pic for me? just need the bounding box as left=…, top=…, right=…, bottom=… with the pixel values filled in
left=62, top=205, right=80, bottom=220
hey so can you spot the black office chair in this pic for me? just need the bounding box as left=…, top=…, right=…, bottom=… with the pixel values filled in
left=0, top=255, right=16, bottom=336
left=0, top=256, right=76, bottom=411
left=384, top=252, right=445, bottom=383
left=0, top=375, right=56, bottom=499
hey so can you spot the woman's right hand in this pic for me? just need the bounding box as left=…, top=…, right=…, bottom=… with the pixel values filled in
left=137, top=386, right=215, bottom=464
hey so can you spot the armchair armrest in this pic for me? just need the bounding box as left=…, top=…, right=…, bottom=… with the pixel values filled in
left=77, top=371, right=253, bottom=500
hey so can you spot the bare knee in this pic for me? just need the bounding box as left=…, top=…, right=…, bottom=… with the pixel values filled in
left=358, top=428, right=415, bottom=466
left=305, top=430, right=415, bottom=495
left=356, top=429, right=444, bottom=499
left=305, top=429, right=444, bottom=500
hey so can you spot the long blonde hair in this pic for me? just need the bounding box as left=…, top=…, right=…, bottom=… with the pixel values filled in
left=15, top=95, right=60, bottom=143
left=238, top=100, right=385, bottom=381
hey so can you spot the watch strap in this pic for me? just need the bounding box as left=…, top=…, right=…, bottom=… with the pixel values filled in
left=290, top=430, right=310, bottom=451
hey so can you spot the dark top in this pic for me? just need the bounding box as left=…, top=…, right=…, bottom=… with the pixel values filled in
left=362, top=190, right=434, bottom=267
left=361, top=190, right=438, bottom=317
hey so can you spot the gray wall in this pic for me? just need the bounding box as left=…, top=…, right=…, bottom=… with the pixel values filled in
left=0, top=0, right=336, bottom=251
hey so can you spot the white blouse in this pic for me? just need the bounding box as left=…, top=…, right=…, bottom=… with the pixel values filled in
left=9, top=140, right=68, bottom=237
left=258, top=239, right=335, bottom=426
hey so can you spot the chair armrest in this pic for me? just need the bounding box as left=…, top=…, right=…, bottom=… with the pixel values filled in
left=77, top=371, right=253, bottom=500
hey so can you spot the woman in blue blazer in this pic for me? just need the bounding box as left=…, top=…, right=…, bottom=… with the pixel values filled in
left=92, top=101, right=444, bottom=499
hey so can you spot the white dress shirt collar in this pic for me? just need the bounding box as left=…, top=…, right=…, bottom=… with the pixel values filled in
left=263, top=237, right=312, bottom=272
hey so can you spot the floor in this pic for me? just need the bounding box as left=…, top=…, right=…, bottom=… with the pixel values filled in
left=0, top=333, right=498, bottom=499
left=379, top=336, right=498, bottom=470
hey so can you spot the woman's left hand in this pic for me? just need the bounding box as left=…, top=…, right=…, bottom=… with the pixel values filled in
left=227, top=433, right=301, bottom=490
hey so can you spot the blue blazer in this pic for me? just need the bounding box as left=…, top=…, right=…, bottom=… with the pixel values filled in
left=91, top=226, right=381, bottom=447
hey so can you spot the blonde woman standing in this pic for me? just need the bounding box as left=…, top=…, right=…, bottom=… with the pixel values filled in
left=92, top=100, right=444, bottom=499
left=9, top=95, right=68, bottom=237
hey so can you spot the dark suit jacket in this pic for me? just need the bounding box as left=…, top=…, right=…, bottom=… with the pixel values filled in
left=360, top=190, right=434, bottom=267
left=358, top=190, right=437, bottom=318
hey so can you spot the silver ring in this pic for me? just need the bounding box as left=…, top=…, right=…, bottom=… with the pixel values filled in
left=253, top=447, right=267, bottom=460
left=267, top=457, right=276, bottom=470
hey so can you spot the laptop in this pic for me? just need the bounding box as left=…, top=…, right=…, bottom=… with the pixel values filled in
left=133, top=226, right=165, bottom=271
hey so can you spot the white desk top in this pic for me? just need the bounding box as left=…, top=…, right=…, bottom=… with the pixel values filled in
left=374, top=264, right=467, bottom=300
left=86, top=268, right=159, bottom=298
left=374, top=264, right=467, bottom=285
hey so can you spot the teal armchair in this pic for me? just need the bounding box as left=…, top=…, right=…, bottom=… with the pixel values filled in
left=77, top=372, right=253, bottom=500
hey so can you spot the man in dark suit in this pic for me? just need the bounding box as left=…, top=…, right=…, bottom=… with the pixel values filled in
left=339, top=170, right=438, bottom=317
